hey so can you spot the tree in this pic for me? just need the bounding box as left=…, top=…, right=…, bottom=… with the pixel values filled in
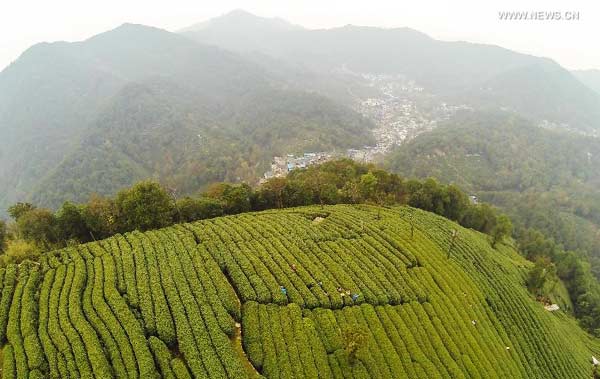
left=176, top=197, right=224, bottom=222
left=16, top=208, right=57, bottom=247
left=7, top=202, right=35, bottom=221
left=358, top=172, right=378, bottom=202
left=0, top=220, right=7, bottom=252
left=408, top=178, right=446, bottom=215
left=372, top=170, right=405, bottom=205
left=526, top=256, right=557, bottom=297
left=491, top=214, right=513, bottom=247
left=282, top=180, right=312, bottom=207
left=223, top=184, right=253, bottom=214
left=342, top=326, right=367, bottom=365
left=205, top=183, right=252, bottom=214
left=115, top=181, right=174, bottom=232
left=516, top=228, right=561, bottom=261
left=461, top=204, right=497, bottom=234
left=254, top=178, right=288, bottom=209
left=82, top=194, right=119, bottom=240
left=303, top=171, right=340, bottom=205
left=56, top=201, right=90, bottom=242
left=443, top=185, right=469, bottom=221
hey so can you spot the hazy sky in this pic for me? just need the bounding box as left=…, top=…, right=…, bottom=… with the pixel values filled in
left=1, top=0, right=598, bottom=71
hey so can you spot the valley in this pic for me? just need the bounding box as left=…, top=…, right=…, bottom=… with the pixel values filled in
left=262, top=73, right=471, bottom=181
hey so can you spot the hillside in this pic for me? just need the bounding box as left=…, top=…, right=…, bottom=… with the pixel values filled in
left=0, top=23, right=373, bottom=214
left=28, top=81, right=372, bottom=208
left=573, top=69, right=600, bottom=95
left=0, top=205, right=598, bottom=378
left=386, top=110, right=600, bottom=264
left=184, top=11, right=600, bottom=131
left=387, top=111, right=600, bottom=192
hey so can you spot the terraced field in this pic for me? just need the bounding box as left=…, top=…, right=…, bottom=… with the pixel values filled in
left=0, top=205, right=599, bottom=378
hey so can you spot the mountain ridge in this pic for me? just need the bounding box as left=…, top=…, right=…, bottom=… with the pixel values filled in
left=184, top=10, right=600, bottom=131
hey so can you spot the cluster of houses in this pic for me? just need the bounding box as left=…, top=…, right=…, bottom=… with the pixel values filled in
left=260, top=73, right=473, bottom=183
left=261, top=153, right=334, bottom=182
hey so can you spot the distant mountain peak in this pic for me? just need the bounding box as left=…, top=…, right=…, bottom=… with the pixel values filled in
left=180, top=9, right=303, bottom=33
left=88, top=22, right=171, bottom=39
left=226, top=9, right=263, bottom=18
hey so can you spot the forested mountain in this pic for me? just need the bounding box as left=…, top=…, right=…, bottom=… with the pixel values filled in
left=31, top=81, right=372, bottom=207
left=4, top=11, right=600, bottom=216
left=184, top=11, right=600, bottom=131
left=180, top=9, right=304, bottom=50
left=386, top=110, right=600, bottom=269
left=4, top=10, right=600, bottom=217
left=0, top=23, right=373, bottom=213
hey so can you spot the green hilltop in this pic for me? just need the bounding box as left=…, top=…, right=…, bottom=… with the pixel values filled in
left=0, top=204, right=598, bottom=378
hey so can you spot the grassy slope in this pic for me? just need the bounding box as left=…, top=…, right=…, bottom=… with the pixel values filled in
left=0, top=205, right=598, bottom=378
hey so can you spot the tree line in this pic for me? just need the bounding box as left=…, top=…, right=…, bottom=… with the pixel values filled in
left=519, top=228, right=600, bottom=336
left=0, top=160, right=512, bottom=266
left=2, top=158, right=597, bottom=335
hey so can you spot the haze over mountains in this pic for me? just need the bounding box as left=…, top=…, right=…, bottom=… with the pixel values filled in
left=186, top=10, right=600, bottom=130
left=1, top=9, right=599, bottom=215
left=0, top=19, right=373, bottom=213
left=4, top=9, right=600, bottom=379
left=573, top=69, right=600, bottom=95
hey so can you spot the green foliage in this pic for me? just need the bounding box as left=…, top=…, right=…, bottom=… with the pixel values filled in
left=176, top=197, right=224, bottom=223
left=206, top=183, right=253, bottom=214
left=0, top=205, right=599, bottom=378
left=0, top=265, right=17, bottom=343
left=526, top=257, right=557, bottom=297
left=0, top=240, right=43, bottom=266
left=0, top=220, right=7, bottom=252
left=386, top=111, right=600, bottom=331
left=16, top=208, right=57, bottom=246
left=358, top=172, right=378, bottom=202
left=56, top=201, right=89, bottom=242
left=3, top=344, right=16, bottom=379
left=460, top=204, right=498, bottom=234
left=517, top=229, right=562, bottom=261
left=387, top=111, right=600, bottom=256
left=81, top=194, right=119, bottom=240
left=491, top=215, right=513, bottom=248
left=407, top=179, right=469, bottom=222
left=115, top=181, right=174, bottom=232
left=7, top=203, right=35, bottom=221
left=148, top=336, right=176, bottom=379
